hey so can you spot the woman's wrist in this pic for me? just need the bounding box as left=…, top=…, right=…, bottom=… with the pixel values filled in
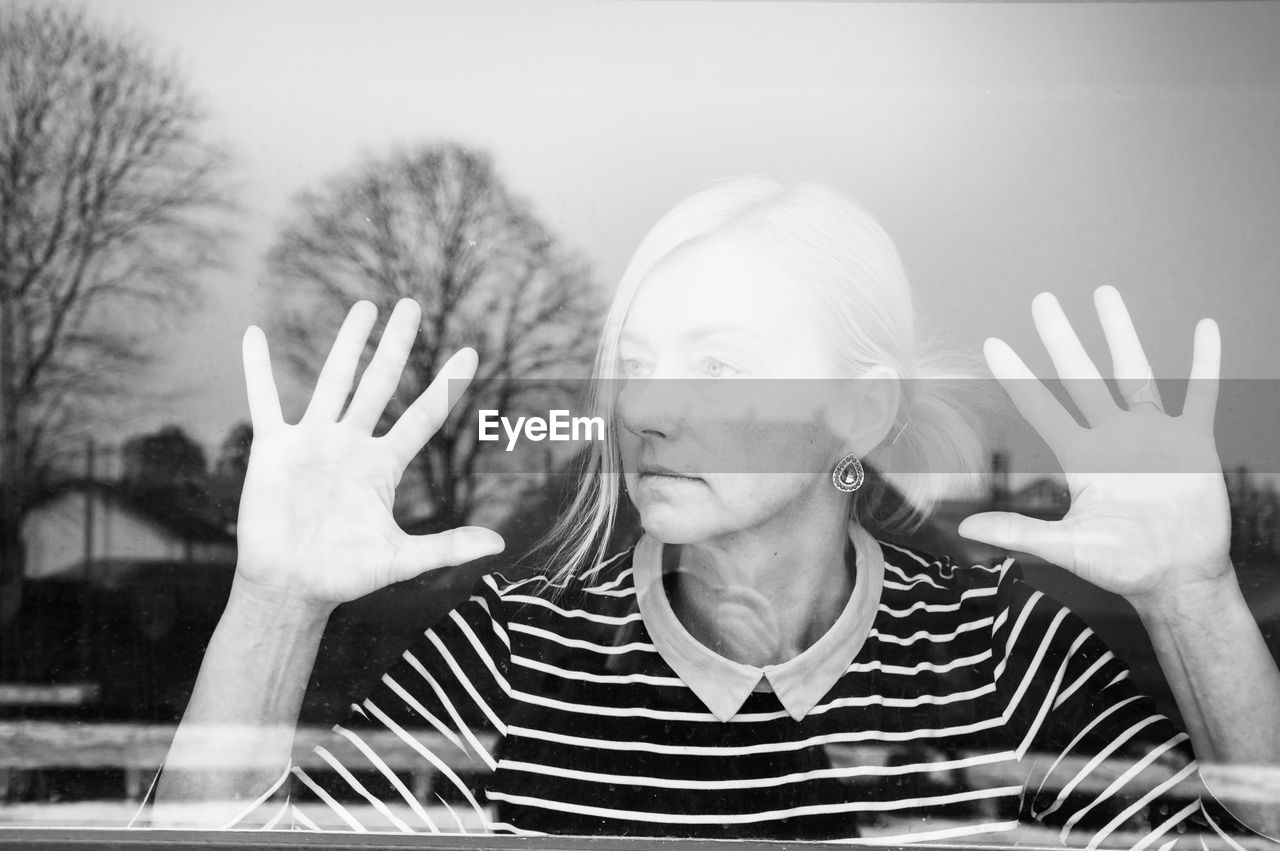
left=225, top=569, right=335, bottom=635
left=1126, top=557, right=1240, bottom=629
left=1131, top=560, right=1249, bottom=647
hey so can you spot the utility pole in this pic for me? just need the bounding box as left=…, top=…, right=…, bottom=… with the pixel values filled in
left=0, top=258, right=22, bottom=678
left=78, top=439, right=96, bottom=677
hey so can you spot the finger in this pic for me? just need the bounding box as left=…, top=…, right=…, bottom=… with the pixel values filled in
left=242, top=326, right=283, bottom=432
left=301, top=301, right=379, bottom=424
left=983, top=337, right=1079, bottom=451
left=387, top=526, right=506, bottom=581
left=1094, top=286, right=1164, bottom=412
left=957, top=512, right=1075, bottom=566
left=344, top=298, right=422, bottom=434
left=1032, top=292, right=1118, bottom=426
left=381, top=347, right=479, bottom=467
left=1183, top=318, right=1221, bottom=427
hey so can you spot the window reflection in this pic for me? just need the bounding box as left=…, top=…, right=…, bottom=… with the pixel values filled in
left=3, top=0, right=1280, bottom=848
left=6, top=448, right=1279, bottom=844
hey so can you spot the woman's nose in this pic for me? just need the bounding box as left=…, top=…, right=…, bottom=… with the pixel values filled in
left=617, top=376, right=687, bottom=439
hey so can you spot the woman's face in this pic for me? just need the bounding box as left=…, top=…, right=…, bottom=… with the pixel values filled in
left=616, top=232, right=861, bottom=545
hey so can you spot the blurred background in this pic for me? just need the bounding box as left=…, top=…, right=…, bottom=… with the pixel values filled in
left=0, top=0, right=1278, bottom=836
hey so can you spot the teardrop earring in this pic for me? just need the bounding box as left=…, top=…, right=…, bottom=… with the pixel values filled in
left=832, top=452, right=865, bottom=493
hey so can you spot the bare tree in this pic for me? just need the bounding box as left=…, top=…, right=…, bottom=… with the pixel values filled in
left=0, top=4, right=231, bottom=638
left=120, top=423, right=209, bottom=491
left=268, top=143, right=600, bottom=524
left=213, top=420, right=252, bottom=483
left=209, top=419, right=251, bottom=526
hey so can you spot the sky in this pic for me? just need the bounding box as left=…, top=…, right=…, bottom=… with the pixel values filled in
left=20, top=0, right=1280, bottom=479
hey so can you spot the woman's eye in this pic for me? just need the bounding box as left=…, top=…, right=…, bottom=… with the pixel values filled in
left=702, top=358, right=739, bottom=378
left=621, top=358, right=649, bottom=378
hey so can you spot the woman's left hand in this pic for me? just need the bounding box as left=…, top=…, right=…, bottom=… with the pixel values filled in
left=958, top=285, right=1234, bottom=613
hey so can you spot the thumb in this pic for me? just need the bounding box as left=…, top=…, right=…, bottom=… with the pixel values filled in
left=957, top=512, right=1072, bottom=565
left=387, top=526, right=506, bottom=582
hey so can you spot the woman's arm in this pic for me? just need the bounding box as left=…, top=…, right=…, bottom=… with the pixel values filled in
left=1133, top=569, right=1280, bottom=834
left=960, top=286, right=1280, bottom=836
left=152, top=299, right=504, bottom=827
left=152, top=581, right=330, bottom=826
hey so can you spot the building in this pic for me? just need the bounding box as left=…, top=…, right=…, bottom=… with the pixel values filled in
left=6, top=481, right=237, bottom=717
left=22, top=480, right=235, bottom=580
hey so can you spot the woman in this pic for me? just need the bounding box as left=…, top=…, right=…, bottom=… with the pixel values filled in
left=155, top=179, right=1280, bottom=844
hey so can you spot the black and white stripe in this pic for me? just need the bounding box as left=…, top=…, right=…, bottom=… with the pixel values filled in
left=230, top=544, right=1244, bottom=845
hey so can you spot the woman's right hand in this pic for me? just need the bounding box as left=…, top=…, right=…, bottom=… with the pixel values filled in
left=232, top=298, right=505, bottom=612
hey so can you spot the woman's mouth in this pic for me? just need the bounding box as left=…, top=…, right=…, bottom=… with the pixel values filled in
left=637, top=463, right=703, bottom=483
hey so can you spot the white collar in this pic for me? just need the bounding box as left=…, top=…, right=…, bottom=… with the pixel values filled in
left=633, top=523, right=885, bottom=722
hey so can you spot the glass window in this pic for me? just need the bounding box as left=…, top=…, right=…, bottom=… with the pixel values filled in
left=2, top=1, right=1278, bottom=847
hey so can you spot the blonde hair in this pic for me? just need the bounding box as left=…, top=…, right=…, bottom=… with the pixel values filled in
left=538, top=177, right=993, bottom=585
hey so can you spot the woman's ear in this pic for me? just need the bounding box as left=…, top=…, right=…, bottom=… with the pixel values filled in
left=823, top=365, right=901, bottom=455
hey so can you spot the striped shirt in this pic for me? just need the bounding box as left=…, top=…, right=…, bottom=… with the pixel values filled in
left=227, top=534, right=1251, bottom=846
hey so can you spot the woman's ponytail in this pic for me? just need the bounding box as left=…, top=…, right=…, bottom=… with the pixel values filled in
left=859, top=339, right=1004, bottom=534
